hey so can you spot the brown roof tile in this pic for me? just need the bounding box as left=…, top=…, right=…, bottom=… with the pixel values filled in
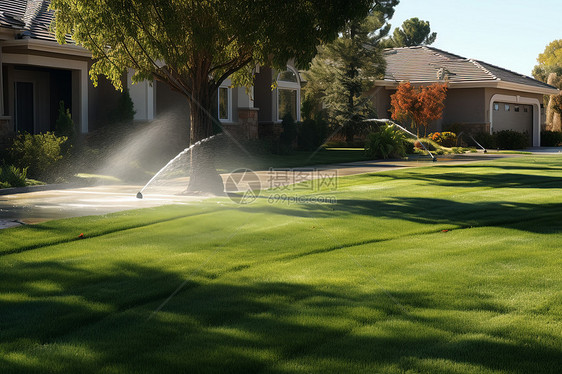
left=383, top=46, right=556, bottom=91
left=0, top=0, right=69, bottom=43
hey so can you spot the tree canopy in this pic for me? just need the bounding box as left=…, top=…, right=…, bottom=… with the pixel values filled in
left=50, top=0, right=389, bottom=192
left=532, top=39, right=562, bottom=132
left=532, top=39, right=562, bottom=89
left=303, top=2, right=398, bottom=142
left=383, top=17, right=437, bottom=48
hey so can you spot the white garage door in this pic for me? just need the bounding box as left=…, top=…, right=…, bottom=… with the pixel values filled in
left=492, top=102, right=533, bottom=135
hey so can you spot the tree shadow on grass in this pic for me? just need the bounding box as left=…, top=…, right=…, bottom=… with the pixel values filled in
left=0, top=261, right=560, bottom=373
left=239, top=197, right=562, bottom=235
left=375, top=170, right=562, bottom=189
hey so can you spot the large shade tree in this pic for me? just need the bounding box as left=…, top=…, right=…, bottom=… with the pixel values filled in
left=303, top=1, right=398, bottom=143
left=50, top=0, right=383, bottom=192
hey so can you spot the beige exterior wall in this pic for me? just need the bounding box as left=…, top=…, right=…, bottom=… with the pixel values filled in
left=369, top=87, right=392, bottom=119
left=442, top=88, right=486, bottom=125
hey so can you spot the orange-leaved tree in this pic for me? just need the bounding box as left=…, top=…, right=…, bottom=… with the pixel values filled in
left=390, top=81, right=447, bottom=136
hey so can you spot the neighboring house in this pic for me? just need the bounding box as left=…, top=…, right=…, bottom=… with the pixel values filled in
left=370, top=46, right=560, bottom=146
left=0, top=0, right=303, bottom=147
left=130, top=63, right=303, bottom=142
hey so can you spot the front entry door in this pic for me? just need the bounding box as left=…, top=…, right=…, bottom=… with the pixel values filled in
left=15, top=81, right=34, bottom=133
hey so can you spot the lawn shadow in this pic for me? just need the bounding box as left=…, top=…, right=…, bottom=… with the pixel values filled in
left=237, top=196, right=562, bottom=234
left=375, top=169, right=562, bottom=189
left=1, top=261, right=560, bottom=373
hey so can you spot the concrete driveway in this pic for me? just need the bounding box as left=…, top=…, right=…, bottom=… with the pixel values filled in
left=0, top=153, right=519, bottom=229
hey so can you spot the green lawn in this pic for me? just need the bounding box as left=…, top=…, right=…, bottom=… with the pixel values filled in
left=1, top=155, right=561, bottom=373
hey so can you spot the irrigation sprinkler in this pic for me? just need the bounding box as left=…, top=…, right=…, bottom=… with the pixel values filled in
left=469, top=134, right=487, bottom=153
left=457, top=131, right=487, bottom=153
left=364, top=119, right=437, bottom=161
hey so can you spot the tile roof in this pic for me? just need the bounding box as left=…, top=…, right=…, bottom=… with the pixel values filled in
left=383, top=46, right=557, bottom=91
left=0, top=0, right=63, bottom=42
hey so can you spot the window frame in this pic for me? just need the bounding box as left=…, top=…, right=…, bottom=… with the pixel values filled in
left=276, top=66, right=301, bottom=122
left=217, top=84, right=232, bottom=122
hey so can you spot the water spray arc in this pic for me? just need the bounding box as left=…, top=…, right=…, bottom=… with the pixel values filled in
left=136, top=134, right=221, bottom=199
left=364, top=119, right=437, bottom=161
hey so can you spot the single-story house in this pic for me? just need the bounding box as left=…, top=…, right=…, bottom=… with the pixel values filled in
left=0, top=0, right=302, bottom=148
left=370, top=46, right=560, bottom=146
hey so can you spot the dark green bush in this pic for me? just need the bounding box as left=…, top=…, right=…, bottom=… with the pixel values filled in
left=298, top=118, right=328, bottom=151
left=473, top=132, right=496, bottom=149
left=0, top=163, right=27, bottom=188
left=495, top=130, right=529, bottom=150
left=365, top=125, right=406, bottom=159
left=9, top=132, right=68, bottom=180
left=275, top=114, right=298, bottom=154
left=55, top=101, right=75, bottom=141
left=541, top=131, right=562, bottom=147
left=111, top=88, right=136, bottom=124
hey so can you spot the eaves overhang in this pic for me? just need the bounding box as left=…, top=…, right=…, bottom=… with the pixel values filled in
left=0, top=38, right=91, bottom=58
left=375, top=79, right=560, bottom=96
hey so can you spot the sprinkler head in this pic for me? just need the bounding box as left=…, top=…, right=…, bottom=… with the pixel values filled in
left=136, top=192, right=143, bottom=199
left=484, top=149, right=487, bottom=153
left=432, top=158, right=437, bottom=162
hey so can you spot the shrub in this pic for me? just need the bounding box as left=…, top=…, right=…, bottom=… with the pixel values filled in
left=111, top=88, right=136, bottom=124
left=541, top=131, right=562, bottom=147
left=417, top=138, right=439, bottom=151
left=429, top=131, right=457, bottom=147
left=9, top=132, right=68, bottom=180
left=55, top=101, right=75, bottom=141
left=495, top=130, right=529, bottom=150
left=403, top=138, right=417, bottom=154
left=298, top=118, right=328, bottom=151
left=473, top=132, right=496, bottom=149
left=365, top=125, right=406, bottom=159
left=0, top=164, right=27, bottom=188
left=273, top=114, right=298, bottom=154
left=451, top=147, right=465, bottom=154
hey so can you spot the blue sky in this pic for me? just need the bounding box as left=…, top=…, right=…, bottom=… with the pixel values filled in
left=388, top=0, right=561, bottom=77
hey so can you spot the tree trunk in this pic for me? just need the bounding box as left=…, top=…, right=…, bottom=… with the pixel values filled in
left=546, top=74, right=562, bottom=132
left=345, top=123, right=355, bottom=144
left=186, top=82, right=224, bottom=194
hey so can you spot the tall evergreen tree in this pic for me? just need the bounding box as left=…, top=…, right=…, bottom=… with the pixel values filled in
left=383, top=17, right=437, bottom=48
left=303, top=2, right=398, bottom=143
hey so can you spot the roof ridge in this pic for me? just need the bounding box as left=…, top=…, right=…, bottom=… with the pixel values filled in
left=469, top=59, right=498, bottom=80
left=23, top=0, right=50, bottom=29
left=473, top=59, right=555, bottom=87
left=421, top=46, right=468, bottom=61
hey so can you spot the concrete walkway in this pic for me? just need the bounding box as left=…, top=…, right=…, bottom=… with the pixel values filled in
left=0, top=152, right=530, bottom=229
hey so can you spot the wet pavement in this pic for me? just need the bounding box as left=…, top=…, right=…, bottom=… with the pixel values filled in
left=0, top=152, right=540, bottom=228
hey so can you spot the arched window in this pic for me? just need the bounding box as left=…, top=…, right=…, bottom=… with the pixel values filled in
left=276, top=66, right=300, bottom=122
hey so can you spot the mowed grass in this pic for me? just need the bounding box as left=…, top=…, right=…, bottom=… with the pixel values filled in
left=1, top=155, right=561, bottom=373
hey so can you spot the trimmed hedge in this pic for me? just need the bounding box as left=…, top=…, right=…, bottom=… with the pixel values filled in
left=541, top=131, right=562, bottom=147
